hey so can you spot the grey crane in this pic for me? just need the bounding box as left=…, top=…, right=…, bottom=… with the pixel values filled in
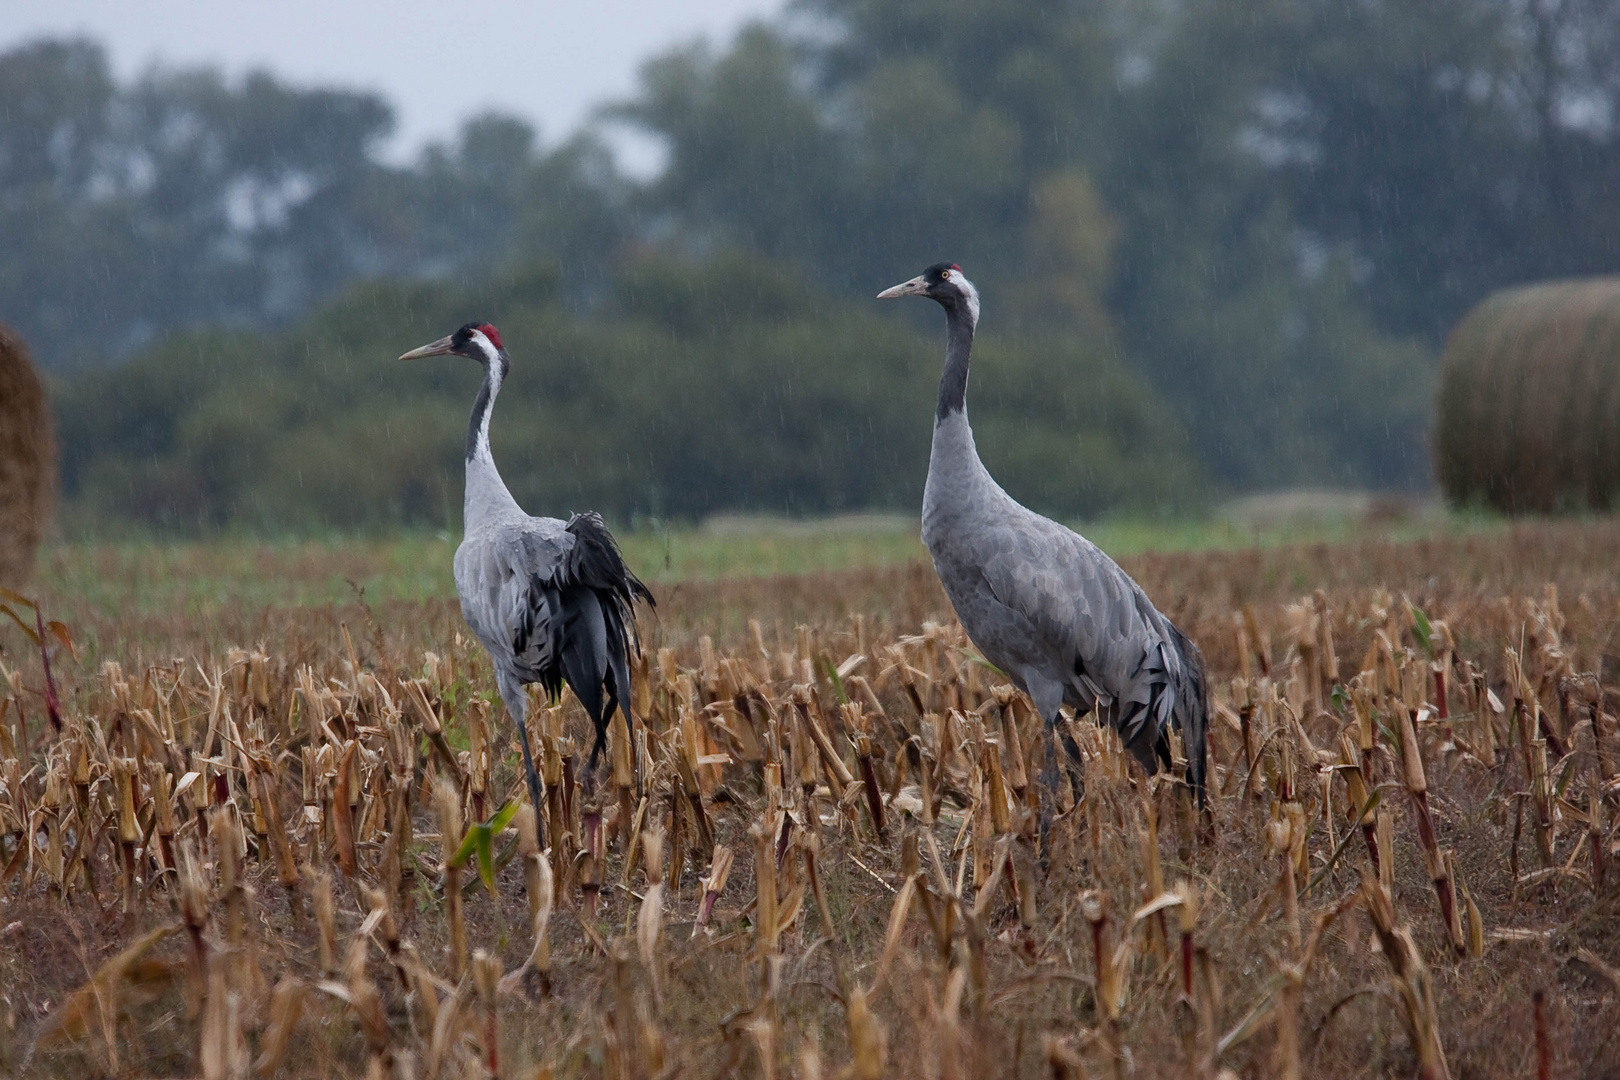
left=399, top=322, right=653, bottom=836
left=878, top=264, right=1207, bottom=844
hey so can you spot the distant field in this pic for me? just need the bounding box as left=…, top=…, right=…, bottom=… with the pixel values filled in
left=34, top=501, right=1509, bottom=621
left=17, top=501, right=1527, bottom=693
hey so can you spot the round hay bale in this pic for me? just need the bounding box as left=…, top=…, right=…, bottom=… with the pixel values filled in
left=1435, top=278, right=1620, bottom=514
left=0, top=324, right=56, bottom=586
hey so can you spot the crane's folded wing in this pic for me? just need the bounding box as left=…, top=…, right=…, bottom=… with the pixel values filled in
left=454, top=521, right=575, bottom=684
left=971, top=515, right=1203, bottom=775
left=974, top=518, right=1146, bottom=688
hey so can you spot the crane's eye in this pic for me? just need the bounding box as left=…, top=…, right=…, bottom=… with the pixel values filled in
left=940, top=269, right=953, bottom=280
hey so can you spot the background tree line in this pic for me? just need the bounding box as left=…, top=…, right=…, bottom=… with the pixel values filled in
left=9, top=0, right=1620, bottom=532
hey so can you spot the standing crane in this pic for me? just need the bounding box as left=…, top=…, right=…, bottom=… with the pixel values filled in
left=399, top=322, right=653, bottom=837
left=878, top=264, right=1207, bottom=846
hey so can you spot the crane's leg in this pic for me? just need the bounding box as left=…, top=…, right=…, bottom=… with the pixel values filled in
left=583, top=726, right=607, bottom=799
left=1040, top=720, right=1061, bottom=864
left=499, top=679, right=546, bottom=847
left=585, top=697, right=638, bottom=801
left=1021, top=672, right=1066, bottom=870
left=1059, top=723, right=1086, bottom=808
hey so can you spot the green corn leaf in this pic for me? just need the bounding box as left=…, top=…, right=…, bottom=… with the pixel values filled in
left=820, top=656, right=848, bottom=705
left=966, top=655, right=1009, bottom=679
left=1553, top=753, right=1581, bottom=801
left=450, top=802, right=520, bottom=895
left=1410, top=604, right=1434, bottom=658
left=450, top=821, right=496, bottom=893
left=474, top=825, right=496, bottom=894
left=488, top=800, right=521, bottom=835
left=450, top=823, right=480, bottom=869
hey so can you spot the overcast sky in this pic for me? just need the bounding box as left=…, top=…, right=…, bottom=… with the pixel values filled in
left=3, top=0, right=786, bottom=175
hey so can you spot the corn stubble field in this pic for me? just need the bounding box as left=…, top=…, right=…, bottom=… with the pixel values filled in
left=3, top=520, right=1620, bottom=1078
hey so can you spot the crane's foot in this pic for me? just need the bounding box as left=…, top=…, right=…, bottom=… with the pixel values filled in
left=513, top=707, right=548, bottom=847
left=522, top=772, right=546, bottom=845
left=1059, top=728, right=1086, bottom=809
left=1039, top=731, right=1063, bottom=873
left=584, top=731, right=610, bottom=798
left=1038, top=807, right=1053, bottom=873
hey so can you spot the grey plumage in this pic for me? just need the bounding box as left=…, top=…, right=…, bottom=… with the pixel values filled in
left=879, top=264, right=1207, bottom=838
left=400, top=322, right=653, bottom=835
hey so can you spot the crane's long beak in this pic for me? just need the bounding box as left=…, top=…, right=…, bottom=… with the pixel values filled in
left=398, top=335, right=458, bottom=361
left=877, top=275, right=929, bottom=299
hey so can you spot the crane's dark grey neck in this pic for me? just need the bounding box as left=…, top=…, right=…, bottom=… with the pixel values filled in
left=936, top=298, right=977, bottom=422
left=463, top=352, right=524, bottom=523
left=466, top=354, right=510, bottom=462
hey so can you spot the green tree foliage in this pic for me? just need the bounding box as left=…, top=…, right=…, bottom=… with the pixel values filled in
left=615, top=4, right=1440, bottom=491
left=56, top=251, right=1195, bottom=531
left=1246, top=0, right=1620, bottom=340
left=0, top=40, right=401, bottom=366
left=0, top=40, right=625, bottom=369
left=612, top=29, right=847, bottom=269
left=613, top=0, right=1620, bottom=491
left=18, top=0, right=1620, bottom=531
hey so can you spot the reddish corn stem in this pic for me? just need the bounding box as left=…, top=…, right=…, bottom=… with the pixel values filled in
left=1534, top=989, right=1550, bottom=1080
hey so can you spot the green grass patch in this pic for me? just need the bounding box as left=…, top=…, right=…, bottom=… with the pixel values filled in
left=33, top=504, right=1509, bottom=621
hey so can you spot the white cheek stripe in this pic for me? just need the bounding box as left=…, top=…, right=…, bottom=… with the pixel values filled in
left=960, top=278, right=982, bottom=325
left=468, top=330, right=501, bottom=365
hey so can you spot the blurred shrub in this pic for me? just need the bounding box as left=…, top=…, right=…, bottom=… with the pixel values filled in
left=55, top=251, right=1202, bottom=533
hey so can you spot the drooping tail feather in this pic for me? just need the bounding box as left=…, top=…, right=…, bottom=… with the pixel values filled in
left=564, top=512, right=655, bottom=613
left=1168, top=622, right=1209, bottom=806
left=561, top=512, right=653, bottom=771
